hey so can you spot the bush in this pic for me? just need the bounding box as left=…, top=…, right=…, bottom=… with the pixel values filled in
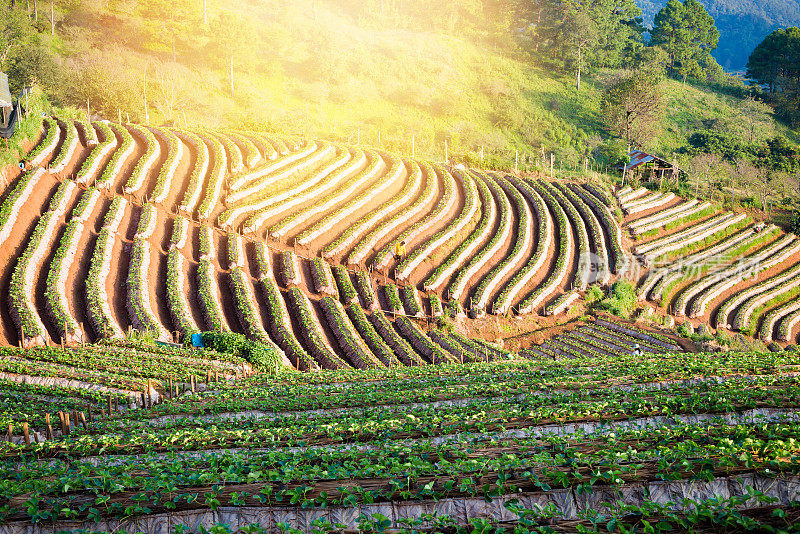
left=200, top=331, right=281, bottom=373
left=599, top=280, right=636, bottom=319
left=585, top=285, right=605, bottom=304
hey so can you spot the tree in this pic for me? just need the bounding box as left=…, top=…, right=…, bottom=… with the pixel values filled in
left=746, top=27, right=800, bottom=94
left=534, top=0, right=644, bottom=85
left=207, top=11, right=258, bottom=96
left=650, top=0, right=719, bottom=81
left=601, top=68, right=664, bottom=147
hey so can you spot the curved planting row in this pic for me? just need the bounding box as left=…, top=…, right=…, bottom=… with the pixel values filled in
left=394, top=315, right=454, bottom=364
left=775, top=303, right=800, bottom=341
left=123, top=124, right=160, bottom=196
left=44, top=188, right=102, bottom=343
left=269, top=149, right=384, bottom=242
left=673, top=235, right=800, bottom=317
left=323, top=160, right=419, bottom=260
left=732, top=268, right=800, bottom=332
left=346, top=162, right=431, bottom=267
left=373, top=164, right=457, bottom=273
left=555, top=182, right=610, bottom=285
left=86, top=197, right=127, bottom=339
left=165, top=217, right=199, bottom=340
left=196, top=134, right=228, bottom=222
left=623, top=192, right=675, bottom=216
left=332, top=265, right=358, bottom=305
left=627, top=199, right=710, bottom=234
left=400, top=285, right=423, bottom=317
left=220, top=143, right=340, bottom=226
left=196, top=226, right=229, bottom=332
left=226, top=142, right=335, bottom=208
left=367, top=310, right=425, bottom=366
left=226, top=132, right=261, bottom=169
left=296, top=154, right=399, bottom=247
left=344, top=303, right=398, bottom=366
left=126, top=205, right=169, bottom=339
left=235, top=149, right=355, bottom=233
left=95, top=123, right=135, bottom=191
left=26, top=118, right=60, bottom=168
left=354, top=270, right=377, bottom=310
left=216, top=132, right=244, bottom=175
left=642, top=226, right=772, bottom=303
left=225, top=143, right=337, bottom=211
left=149, top=128, right=183, bottom=204
left=396, top=170, right=479, bottom=281
left=48, top=120, right=80, bottom=177
left=493, top=177, right=552, bottom=315
left=229, top=140, right=318, bottom=191
left=517, top=180, right=572, bottom=314
left=75, top=122, right=118, bottom=186
left=320, top=296, right=381, bottom=369
left=422, top=172, right=494, bottom=291
left=310, top=257, right=336, bottom=296
left=717, top=262, right=800, bottom=329
left=616, top=186, right=647, bottom=204
left=635, top=212, right=748, bottom=258
left=445, top=173, right=509, bottom=301
left=279, top=251, right=301, bottom=287
left=9, top=181, right=76, bottom=346
left=545, top=181, right=590, bottom=290
left=228, top=261, right=274, bottom=348
left=472, top=174, right=533, bottom=315
left=383, top=283, right=402, bottom=314
left=175, top=130, right=211, bottom=216
left=75, top=118, right=98, bottom=147
left=0, top=169, right=46, bottom=247
left=569, top=183, right=625, bottom=273
left=286, top=288, right=348, bottom=369
left=258, top=276, right=315, bottom=371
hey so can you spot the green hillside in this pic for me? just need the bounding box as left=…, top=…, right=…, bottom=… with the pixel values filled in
left=1, top=0, right=797, bottom=173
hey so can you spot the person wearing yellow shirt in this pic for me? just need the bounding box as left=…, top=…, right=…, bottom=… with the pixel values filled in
left=394, top=240, right=406, bottom=263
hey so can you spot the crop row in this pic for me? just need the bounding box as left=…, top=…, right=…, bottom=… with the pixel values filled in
left=237, top=148, right=355, bottom=233
left=75, top=122, right=118, bottom=185
left=501, top=178, right=555, bottom=315
left=196, top=134, right=228, bottom=221
left=95, top=123, right=135, bottom=191
left=423, top=171, right=495, bottom=291
left=296, top=154, right=400, bottom=247
left=373, top=163, right=457, bottom=272
left=396, top=170, right=479, bottom=281
left=346, top=162, right=430, bottom=266
left=323, top=159, right=421, bottom=260
left=554, top=182, right=610, bottom=285
left=175, top=129, right=211, bottom=216
left=225, top=142, right=337, bottom=227
left=9, top=181, right=76, bottom=345
left=122, top=124, right=160, bottom=196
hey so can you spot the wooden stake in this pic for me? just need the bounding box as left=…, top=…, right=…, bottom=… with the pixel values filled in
left=79, top=412, right=87, bottom=428
left=7, top=424, right=12, bottom=443
left=50, top=1, right=54, bottom=35
left=107, top=396, right=112, bottom=416
left=45, top=414, right=53, bottom=440
left=63, top=412, right=71, bottom=435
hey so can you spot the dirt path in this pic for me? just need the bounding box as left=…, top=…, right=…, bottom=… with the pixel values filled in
left=32, top=185, right=83, bottom=342
left=148, top=209, right=174, bottom=339
left=165, top=136, right=194, bottom=215
left=67, top=196, right=107, bottom=343
left=106, top=202, right=136, bottom=337
left=0, top=174, right=61, bottom=345
left=462, top=175, right=517, bottom=310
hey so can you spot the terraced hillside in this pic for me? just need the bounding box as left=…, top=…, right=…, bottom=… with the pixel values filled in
left=5, top=117, right=800, bottom=370
left=2, top=342, right=800, bottom=532
left=623, top=186, right=800, bottom=344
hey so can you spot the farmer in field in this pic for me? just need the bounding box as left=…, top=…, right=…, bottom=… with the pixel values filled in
left=393, top=240, right=406, bottom=280
left=394, top=240, right=406, bottom=264
left=632, top=343, right=642, bottom=357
